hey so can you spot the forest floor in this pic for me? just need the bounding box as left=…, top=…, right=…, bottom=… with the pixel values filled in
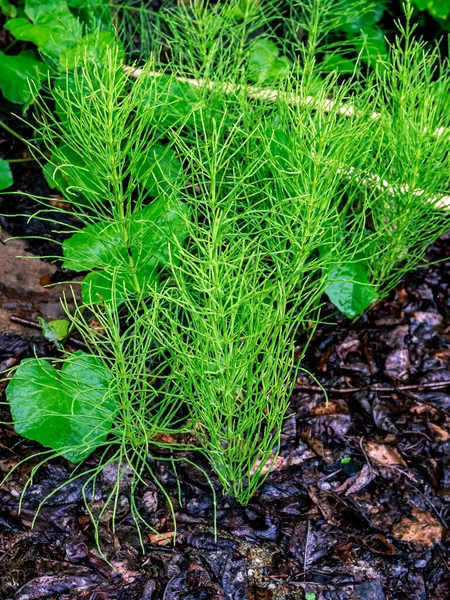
left=0, top=102, right=450, bottom=600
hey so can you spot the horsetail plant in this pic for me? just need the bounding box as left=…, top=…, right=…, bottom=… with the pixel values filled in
left=2, top=0, right=449, bottom=536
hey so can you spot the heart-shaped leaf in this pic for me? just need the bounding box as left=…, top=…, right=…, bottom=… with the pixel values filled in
left=325, top=262, right=378, bottom=318
left=6, top=351, right=116, bottom=463
left=138, top=75, right=201, bottom=129
left=0, top=0, right=17, bottom=17
left=63, top=219, right=126, bottom=271
left=59, top=31, right=124, bottom=70
left=43, top=144, right=104, bottom=205
left=0, top=158, right=13, bottom=190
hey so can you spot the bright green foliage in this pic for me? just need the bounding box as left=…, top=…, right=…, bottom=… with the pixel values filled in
left=0, top=0, right=118, bottom=108
left=133, top=144, right=184, bottom=196
left=0, top=0, right=16, bottom=17
left=0, top=158, right=13, bottom=190
left=6, top=351, right=116, bottom=463
left=3, top=0, right=450, bottom=516
left=142, top=76, right=201, bottom=129
left=62, top=197, right=188, bottom=303
left=43, top=144, right=101, bottom=198
left=5, top=0, right=83, bottom=59
left=412, top=0, right=450, bottom=20
left=248, top=38, right=291, bottom=83
left=0, top=50, right=49, bottom=105
left=326, top=263, right=378, bottom=318
left=38, top=317, right=70, bottom=345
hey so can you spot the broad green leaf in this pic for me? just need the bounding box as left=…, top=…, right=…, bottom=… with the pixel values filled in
left=0, top=50, right=49, bottom=105
left=325, top=263, right=378, bottom=318
left=63, top=220, right=127, bottom=271
left=6, top=351, right=116, bottom=463
left=342, top=1, right=385, bottom=32
left=43, top=144, right=103, bottom=199
left=0, top=158, right=13, bottom=190
left=63, top=197, right=188, bottom=302
left=225, top=0, right=260, bottom=20
left=68, top=0, right=112, bottom=30
left=412, top=0, right=450, bottom=19
left=132, top=144, right=183, bottom=196
left=6, top=0, right=83, bottom=58
left=354, top=27, right=388, bottom=67
left=80, top=267, right=155, bottom=305
left=141, top=75, right=201, bottom=128
left=81, top=270, right=131, bottom=305
left=248, top=38, right=291, bottom=84
left=59, top=31, right=123, bottom=70
left=305, top=594, right=316, bottom=600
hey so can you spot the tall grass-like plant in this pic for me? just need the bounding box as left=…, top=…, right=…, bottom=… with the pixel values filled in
left=3, top=0, right=449, bottom=522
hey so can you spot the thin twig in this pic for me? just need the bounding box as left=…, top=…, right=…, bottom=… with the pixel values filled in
left=293, top=381, right=450, bottom=394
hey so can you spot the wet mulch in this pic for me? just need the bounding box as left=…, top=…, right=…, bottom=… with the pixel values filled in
left=1, top=82, right=450, bottom=600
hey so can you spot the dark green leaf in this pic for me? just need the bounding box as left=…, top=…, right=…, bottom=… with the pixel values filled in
left=353, top=27, right=388, bottom=67
left=0, top=158, right=13, bottom=190
left=132, top=144, right=183, bottom=196
left=68, top=0, right=112, bottom=30
left=141, top=75, right=201, bottom=128
left=80, top=267, right=156, bottom=305
left=43, top=144, right=103, bottom=200
left=63, top=220, right=127, bottom=271
left=0, top=50, right=49, bottom=105
left=59, top=31, right=123, bottom=70
left=6, top=351, right=116, bottom=463
left=325, top=263, right=378, bottom=318
left=342, top=1, right=386, bottom=32
left=412, top=0, right=450, bottom=19
left=0, top=0, right=17, bottom=17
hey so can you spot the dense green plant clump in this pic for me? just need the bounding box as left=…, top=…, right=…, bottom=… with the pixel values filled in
left=2, top=0, right=449, bottom=531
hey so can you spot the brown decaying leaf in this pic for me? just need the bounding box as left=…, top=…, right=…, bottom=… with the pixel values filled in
left=392, top=507, right=443, bottom=547
left=364, top=440, right=407, bottom=467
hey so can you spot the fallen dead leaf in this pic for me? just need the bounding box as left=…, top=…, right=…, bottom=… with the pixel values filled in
left=392, top=507, right=443, bottom=547
left=428, top=423, right=450, bottom=443
left=364, top=440, right=407, bottom=467
left=148, top=531, right=176, bottom=546
left=250, top=444, right=314, bottom=476
left=309, top=399, right=349, bottom=416
left=334, top=464, right=377, bottom=496
left=301, top=427, right=335, bottom=464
